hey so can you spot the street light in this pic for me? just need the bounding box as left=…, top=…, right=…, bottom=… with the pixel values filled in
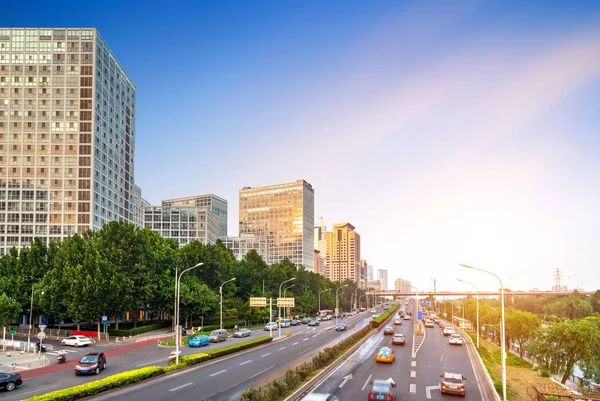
left=354, top=286, right=360, bottom=312
left=457, top=278, right=479, bottom=349
left=318, top=288, right=331, bottom=315
left=220, top=277, right=237, bottom=329
left=284, top=284, right=295, bottom=297
left=336, top=284, right=348, bottom=326
left=175, top=262, right=203, bottom=365
left=28, top=282, right=43, bottom=353
left=461, top=263, right=506, bottom=401
left=279, top=277, right=296, bottom=337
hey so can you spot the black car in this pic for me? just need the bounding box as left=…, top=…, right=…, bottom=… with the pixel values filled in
left=302, top=317, right=311, bottom=324
left=0, top=373, right=22, bottom=392
left=308, top=319, right=320, bottom=326
left=336, top=324, right=347, bottom=331
left=368, top=379, right=396, bottom=401
left=75, top=352, right=107, bottom=375
left=291, top=319, right=300, bottom=326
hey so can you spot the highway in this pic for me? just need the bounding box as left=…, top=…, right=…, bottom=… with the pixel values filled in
left=310, top=303, right=489, bottom=400
left=86, top=312, right=377, bottom=401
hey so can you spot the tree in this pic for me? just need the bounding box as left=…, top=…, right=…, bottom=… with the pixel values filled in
left=504, top=308, right=541, bottom=357
left=296, top=291, right=317, bottom=315
left=590, top=290, right=600, bottom=314
left=0, top=293, right=22, bottom=351
left=544, top=297, right=593, bottom=320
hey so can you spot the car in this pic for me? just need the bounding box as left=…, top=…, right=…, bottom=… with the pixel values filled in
left=323, top=315, right=333, bottom=321
left=0, top=373, right=22, bottom=392
left=383, top=326, right=394, bottom=335
left=335, top=324, right=347, bottom=331
left=290, top=319, right=300, bottom=326
left=188, top=334, right=210, bottom=347
left=392, top=334, right=406, bottom=345
left=316, top=316, right=323, bottom=322
left=301, top=317, right=311, bottom=324
left=403, top=314, right=411, bottom=320
left=371, top=309, right=377, bottom=314
left=308, top=319, right=320, bottom=326
left=407, top=311, right=413, bottom=315
left=425, top=320, right=435, bottom=328
left=62, top=335, right=92, bottom=347
left=75, top=352, right=106, bottom=375
left=443, top=327, right=456, bottom=336
left=264, top=322, right=278, bottom=331
left=440, top=372, right=466, bottom=396
left=301, top=393, right=340, bottom=401
left=233, top=328, right=252, bottom=338
left=393, top=319, right=403, bottom=325
left=449, top=333, right=463, bottom=345
left=375, top=347, right=396, bottom=363
left=368, top=379, right=397, bottom=401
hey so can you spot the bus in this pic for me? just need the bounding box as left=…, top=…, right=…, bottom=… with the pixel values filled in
left=319, top=309, right=333, bottom=317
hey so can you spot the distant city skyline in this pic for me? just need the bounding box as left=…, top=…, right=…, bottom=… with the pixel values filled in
left=5, top=1, right=600, bottom=291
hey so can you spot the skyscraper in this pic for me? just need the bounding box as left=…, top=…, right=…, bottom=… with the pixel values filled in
left=239, top=179, right=314, bottom=270
left=144, top=204, right=218, bottom=246
left=325, top=222, right=361, bottom=284
left=162, top=194, right=228, bottom=237
left=377, top=269, right=388, bottom=291
left=0, top=28, right=138, bottom=254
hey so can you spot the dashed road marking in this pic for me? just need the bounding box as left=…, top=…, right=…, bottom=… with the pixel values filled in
left=278, top=347, right=286, bottom=351
left=440, top=354, right=444, bottom=362
left=410, top=383, right=416, bottom=393
left=361, top=374, right=373, bottom=391
left=209, top=370, right=226, bottom=377
left=169, top=383, right=193, bottom=392
left=292, top=342, right=299, bottom=345
left=303, top=338, right=309, bottom=341
left=261, top=352, right=272, bottom=357
left=412, top=361, right=416, bottom=367
left=239, top=360, right=252, bottom=366
left=411, top=371, right=416, bottom=378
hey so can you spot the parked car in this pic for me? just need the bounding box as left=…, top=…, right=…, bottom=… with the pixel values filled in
left=335, top=324, right=346, bottom=331
left=188, top=334, right=210, bottom=347
left=443, top=327, right=456, bottom=336
left=264, top=322, right=278, bottom=331
left=383, top=326, right=394, bottom=335
left=75, top=352, right=106, bottom=376
left=62, top=335, right=92, bottom=347
left=392, top=334, right=406, bottom=345
left=308, top=319, right=320, bottom=326
left=440, top=372, right=466, bottom=396
left=290, top=319, right=300, bottom=326
left=449, top=333, right=463, bottom=345
left=393, top=319, right=403, bottom=325
left=233, top=328, right=252, bottom=338
left=0, top=373, right=22, bottom=392
left=368, top=379, right=397, bottom=401
left=301, top=317, right=311, bottom=324
left=375, top=347, right=395, bottom=363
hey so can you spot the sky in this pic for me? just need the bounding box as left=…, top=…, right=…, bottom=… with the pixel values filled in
left=5, top=0, right=600, bottom=292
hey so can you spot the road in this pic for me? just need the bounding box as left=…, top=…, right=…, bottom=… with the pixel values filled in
left=310, top=303, right=489, bottom=400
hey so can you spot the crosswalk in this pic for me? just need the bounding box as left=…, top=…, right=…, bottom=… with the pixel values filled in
left=46, top=342, right=118, bottom=355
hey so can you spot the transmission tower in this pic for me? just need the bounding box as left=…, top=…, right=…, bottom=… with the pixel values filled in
left=553, top=268, right=562, bottom=291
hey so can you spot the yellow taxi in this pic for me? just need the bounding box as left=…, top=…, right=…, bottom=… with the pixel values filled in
left=375, top=347, right=395, bottom=363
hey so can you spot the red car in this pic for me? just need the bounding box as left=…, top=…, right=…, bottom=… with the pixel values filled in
left=75, top=352, right=107, bottom=375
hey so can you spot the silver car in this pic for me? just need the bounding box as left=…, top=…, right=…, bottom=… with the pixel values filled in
left=233, top=328, right=252, bottom=338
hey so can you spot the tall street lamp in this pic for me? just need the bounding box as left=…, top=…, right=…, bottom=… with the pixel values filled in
left=336, top=284, right=348, bottom=326
left=457, top=278, right=479, bottom=349
left=461, top=263, right=506, bottom=401
left=354, top=286, right=360, bottom=311
left=28, top=282, right=43, bottom=353
left=318, top=288, right=331, bottom=315
left=175, top=262, right=203, bottom=365
left=279, top=277, right=296, bottom=337
left=284, top=284, right=295, bottom=297
left=220, top=277, right=237, bottom=329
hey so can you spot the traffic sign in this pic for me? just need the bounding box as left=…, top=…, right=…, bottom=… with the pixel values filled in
left=417, top=310, right=423, bottom=321
left=9, top=330, right=16, bottom=335
left=101, top=316, right=108, bottom=323
left=38, top=324, right=47, bottom=332
left=249, top=297, right=267, bottom=307
left=37, top=332, right=46, bottom=340
left=41, top=317, right=48, bottom=325
left=276, top=297, right=295, bottom=308
left=103, top=323, right=110, bottom=327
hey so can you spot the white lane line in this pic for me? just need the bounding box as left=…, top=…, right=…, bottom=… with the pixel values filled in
left=361, top=374, right=373, bottom=391
left=411, top=361, right=416, bottom=367
left=209, top=369, right=226, bottom=377
left=261, top=352, right=272, bottom=357
left=239, top=360, right=252, bottom=366
left=303, top=338, right=309, bottom=341
left=410, top=383, right=417, bottom=393
left=440, top=354, right=444, bottom=362
left=411, top=370, right=416, bottom=378
left=312, top=334, right=318, bottom=338
left=137, top=358, right=168, bottom=367
left=1, top=384, right=61, bottom=400
left=278, top=347, right=286, bottom=351
left=169, top=382, right=193, bottom=392
left=292, top=342, right=299, bottom=345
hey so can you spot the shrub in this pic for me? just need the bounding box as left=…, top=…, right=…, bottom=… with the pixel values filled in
left=371, top=303, right=400, bottom=328
left=109, top=321, right=171, bottom=337
left=540, top=368, right=551, bottom=378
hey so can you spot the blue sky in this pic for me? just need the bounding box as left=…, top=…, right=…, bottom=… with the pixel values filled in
left=5, top=1, right=600, bottom=291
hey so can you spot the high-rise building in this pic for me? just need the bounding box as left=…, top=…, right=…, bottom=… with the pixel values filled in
left=360, top=259, right=368, bottom=288
left=394, top=278, right=412, bottom=292
left=0, top=28, right=139, bottom=254
left=367, top=279, right=383, bottom=291
left=313, top=249, right=325, bottom=276
left=162, top=194, right=227, bottom=237
left=219, top=233, right=269, bottom=262
left=325, top=222, right=361, bottom=284
left=367, top=264, right=374, bottom=281
left=314, top=216, right=328, bottom=275
left=377, top=269, right=388, bottom=291
left=144, top=204, right=218, bottom=246
left=239, top=179, right=314, bottom=270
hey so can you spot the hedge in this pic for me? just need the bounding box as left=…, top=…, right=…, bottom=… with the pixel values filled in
left=370, top=303, right=400, bottom=328
left=109, top=321, right=171, bottom=337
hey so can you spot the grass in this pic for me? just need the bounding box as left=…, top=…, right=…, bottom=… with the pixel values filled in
left=159, top=332, right=210, bottom=346
left=468, top=333, right=565, bottom=401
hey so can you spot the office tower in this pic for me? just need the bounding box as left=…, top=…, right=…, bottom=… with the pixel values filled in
left=367, top=279, right=384, bottom=291
left=219, top=233, right=269, bottom=261
left=395, top=278, right=412, bottom=293
left=325, top=222, right=361, bottom=284
left=0, top=28, right=139, bottom=255
left=313, top=249, right=325, bottom=276
left=239, top=179, right=314, bottom=270
left=367, top=264, right=374, bottom=281
left=314, top=216, right=328, bottom=276
left=144, top=204, right=218, bottom=246
left=377, top=269, right=388, bottom=291
left=162, top=194, right=228, bottom=237
left=360, top=259, right=368, bottom=288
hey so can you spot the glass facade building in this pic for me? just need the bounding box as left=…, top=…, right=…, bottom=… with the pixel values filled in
left=239, top=179, right=314, bottom=271
left=162, top=194, right=227, bottom=237
left=219, top=233, right=269, bottom=261
left=0, top=28, right=139, bottom=254
left=144, top=205, right=218, bottom=246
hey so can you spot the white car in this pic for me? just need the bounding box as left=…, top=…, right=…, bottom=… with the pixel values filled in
left=61, top=335, right=92, bottom=347
left=264, top=322, right=278, bottom=331
left=443, top=326, right=456, bottom=336
left=449, top=333, right=463, bottom=345
left=371, top=309, right=377, bottom=314
left=403, top=314, right=411, bottom=320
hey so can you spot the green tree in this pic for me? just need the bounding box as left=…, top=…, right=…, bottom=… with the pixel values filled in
left=0, top=293, right=22, bottom=350
left=296, top=291, right=317, bottom=315
left=590, top=290, right=600, bottom=314
left=504, top=308, right=541, bottom=358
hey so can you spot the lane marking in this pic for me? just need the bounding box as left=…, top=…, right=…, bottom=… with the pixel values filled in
left=239, top=360, right=252, bottom=366
left=248, top=365, right=275, bottom=380
left=426, top=384, right=440, bottom=398
left=410, top=383, right=416, bottom=393
left=292, top=342, right=299, bottom=345
left=0, top=384, right=61, bottom=400
left=169, top=382, right=193, bottom=392
left=412, top=361, right=416, bottom=367
left=261, top=352, right=272, bottom=357
left=312, top=334, right=318, bottom=338
left=361, top=374, right=373, bottom=391
left=209, top=370, right=226, bottom=377
left=303, top=338, right=309, bottom=341
left=278, top=347, right=286, bottom=351
left=411, top=370, right=416, bottom=378
left=440, top=354, right=444, bottom=362
left=137, top=358, right=168, bottom=367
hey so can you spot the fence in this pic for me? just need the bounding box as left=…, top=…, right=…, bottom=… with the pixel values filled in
left=529, top=385, right=600, bottom=401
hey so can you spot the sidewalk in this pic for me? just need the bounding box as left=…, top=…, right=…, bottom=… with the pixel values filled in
left=0, top=351, right=50, bottom=373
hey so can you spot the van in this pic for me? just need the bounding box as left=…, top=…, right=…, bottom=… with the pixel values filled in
left=279, top=319, right=291, bottom=328
left=209, top=329, right=228, bottom=342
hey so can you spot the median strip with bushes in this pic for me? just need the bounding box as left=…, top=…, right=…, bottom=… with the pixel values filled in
left=24, top=336, right=273, bottom=401
left=371, top=303, right=400, bottom=328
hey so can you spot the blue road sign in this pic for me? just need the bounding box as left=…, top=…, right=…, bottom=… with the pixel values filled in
left=41, top=317, right=48, bottom=325
left=418, top=310, right=423, bottom=321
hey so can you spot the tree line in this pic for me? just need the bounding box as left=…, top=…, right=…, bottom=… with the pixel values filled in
left=0, top=221, right=364, bottom=332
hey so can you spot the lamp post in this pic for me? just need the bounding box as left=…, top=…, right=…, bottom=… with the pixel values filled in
left=461, top=263, right=506, bottom=401
left=359, top=294, right=366, bottom=311
left=220, top=277, right=237, bottom=329
left=175, top=262, right=203, bottom=365
left=457, top=278, right=479, bottom=349
left=284, top=284, right=294, bottom=297
left=318, top=289, right=331, bottom=315
left=279, top=277, right=296, bottom=337
left=336, top=284, right=348, bottom=326
left=354, top=286, right=360, bottom=312
left=27, top=283, right=43, bottom=353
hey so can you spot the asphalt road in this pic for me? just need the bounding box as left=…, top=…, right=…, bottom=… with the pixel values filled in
left=85, top=311, right=378, bottom=401
left=311, top=305, right=489, bottom=401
